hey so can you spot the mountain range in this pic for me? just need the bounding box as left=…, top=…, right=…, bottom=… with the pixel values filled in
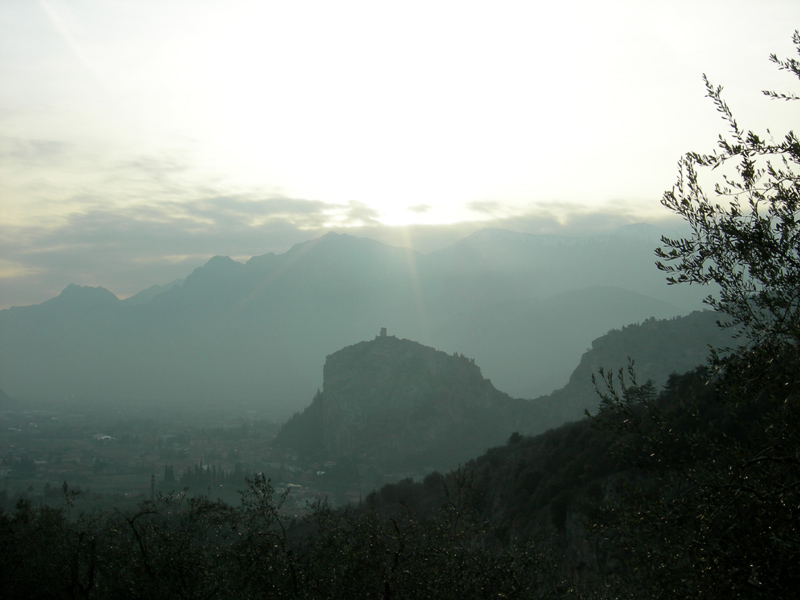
left=0, top=226, right=709, bottom=415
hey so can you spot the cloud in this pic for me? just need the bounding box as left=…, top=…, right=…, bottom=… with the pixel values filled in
left=181, top=196, right=333, bottom=226
left=342, top=201, right=381, bottom=226
left=0, top=259, right=44, bottom=279
left=115, top=155, right=190, bottom=183
left=407, top=204, right=431, bottom=213
left=0, top=137, right=70, bottom=165
left=466, top=200, right=502, bottom=215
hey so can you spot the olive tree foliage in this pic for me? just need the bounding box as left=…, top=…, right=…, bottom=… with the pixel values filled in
left=586, top=33, right=800, bottom=599
left=655, top=31, right=800, bottom=355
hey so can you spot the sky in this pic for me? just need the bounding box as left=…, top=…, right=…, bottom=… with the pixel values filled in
left=1, top=0, right=799, bottom=308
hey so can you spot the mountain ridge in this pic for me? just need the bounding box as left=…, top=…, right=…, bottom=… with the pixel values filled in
left=0, top=227, right=709, bottom=415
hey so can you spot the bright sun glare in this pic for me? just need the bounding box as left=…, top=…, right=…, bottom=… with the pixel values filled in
left=135, top=2, right=628, bottom=226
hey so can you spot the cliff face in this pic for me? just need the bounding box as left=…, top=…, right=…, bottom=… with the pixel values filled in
left=276, top=334, right=534, bottom=471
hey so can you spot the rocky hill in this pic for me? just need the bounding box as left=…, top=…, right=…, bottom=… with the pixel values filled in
left=275, top=310, right=732, bottom=472
left=274, top=332, right=537, bottom=471
left=528, top=310, right=735, bottom=430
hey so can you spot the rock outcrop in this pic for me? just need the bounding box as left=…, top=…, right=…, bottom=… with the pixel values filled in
left=275, top=333, right=535, bottom=471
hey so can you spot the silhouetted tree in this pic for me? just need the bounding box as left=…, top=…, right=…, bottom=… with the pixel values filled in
left=592, top=32, right=800, bottom=599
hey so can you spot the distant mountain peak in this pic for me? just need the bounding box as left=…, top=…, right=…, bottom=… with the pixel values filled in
left=54, top=284, right=118, bottom=305
left=204, top=255, right=242, bottom=269
left=182, top=255, right=245, bottom=287
left=282, top=232, right=421, bottom=267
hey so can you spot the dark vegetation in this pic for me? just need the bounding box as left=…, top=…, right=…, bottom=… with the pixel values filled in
left=0, top=474, right=560, bottom=599
left=2, top=30, right=799, bottom=600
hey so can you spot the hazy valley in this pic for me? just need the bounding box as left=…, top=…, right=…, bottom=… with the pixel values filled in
left=0, top=225, right=727, bottom=511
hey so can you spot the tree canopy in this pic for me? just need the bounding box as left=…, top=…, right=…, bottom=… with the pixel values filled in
left=656, top=31, right=800, bottom=356
left=593, top=31, right=800, bottom=598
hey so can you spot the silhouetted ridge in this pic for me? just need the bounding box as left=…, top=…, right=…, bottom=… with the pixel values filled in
left=529, top=310, right=735, bottom=429
left=122, top=279, right=183, bottom=305
left=183, top=255, right=244, bottom=287
left=50, top=284, right=118, bottom=307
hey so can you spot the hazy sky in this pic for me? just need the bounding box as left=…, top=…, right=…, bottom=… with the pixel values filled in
left=1, top=0, right=799, bottom=308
